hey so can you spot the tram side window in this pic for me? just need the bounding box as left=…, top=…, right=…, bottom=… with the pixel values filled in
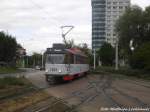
left=65, top=53, right=74, bottom=64
left=76, top=55, right=87, bottom=64
left=75, top=55, right=79, bottom=64
left=70, top=54, right=74, bottom=64
left=85, top=57, right=88, bottom=64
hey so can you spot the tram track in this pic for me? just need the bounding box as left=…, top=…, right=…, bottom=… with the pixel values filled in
left=21, top=95, right=74, bottom=112
left=123, top=79, right=150, bottom=89
left=111, top=87, right=149, bottom=107
left=97, top=76, right=141, bottom=112
left=62, top=75, right=129, bottom=112
left=26, top=75, right=107, bottom=112
left=101, top=76, right=150, bottom=112
left=64, top=75, right=112, bottom=112
left=96, top=76, right=128, bottom=112
left=0, top=86, right=37, bottom=102
left=22, top=73, right=150, bottom=112
left=102, top=87, right=150, bottom=112
left=69, top=74, right=150, bottom=112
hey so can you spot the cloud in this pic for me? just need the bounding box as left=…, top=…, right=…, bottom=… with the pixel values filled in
left=0, top=1, right=86, bottom=54
left=0, top=0, right=149, bottom=54
left=132, top=0, right=150, bottom=9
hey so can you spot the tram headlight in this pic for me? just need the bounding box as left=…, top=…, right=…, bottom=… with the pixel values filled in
left=58, top=70, right=62, bottom=73
left=45, top=70, right=49, bottom=73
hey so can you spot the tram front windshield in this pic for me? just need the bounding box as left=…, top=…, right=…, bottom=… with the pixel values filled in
left=46, top=54, right=65, bottom=64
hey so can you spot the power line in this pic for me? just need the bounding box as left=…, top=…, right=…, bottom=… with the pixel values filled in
left=29, top=0, right=58, bottom=24
left=29, top=0, right=49, bottom=15
left=1, top=0, right=58, bottom=27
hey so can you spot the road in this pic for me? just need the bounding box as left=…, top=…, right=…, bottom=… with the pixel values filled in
left=0, top=68, right=36, bottom=78
left=25, top=70, right=150, bottom=112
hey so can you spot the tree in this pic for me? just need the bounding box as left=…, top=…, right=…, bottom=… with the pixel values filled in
left=63, top=39, right=75, bottom=49
left=130, top=42, right=150, bottom=70
left=97, top=43, right=115, bottom=66
left=32, top=53, right=42, bottom=67
left=143, top=6, right=150, bottom=43
left=115, top=6, right=143, bottom=57
left=116, top=5, right=150, bottom=68
left=0, top=31, right=17, bottom=65
left=76, top=43, right=93, bottom=65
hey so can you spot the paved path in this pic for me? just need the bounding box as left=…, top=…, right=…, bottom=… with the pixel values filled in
left=0, top=68, right=37, bottom=78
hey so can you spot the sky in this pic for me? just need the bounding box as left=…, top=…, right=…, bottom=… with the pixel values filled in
left=0, top=0, right=150, bottom=55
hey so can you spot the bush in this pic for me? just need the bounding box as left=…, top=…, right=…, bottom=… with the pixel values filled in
left=0, top=67, right=21, bottom=74
left=130, top=42, right=150, bottom=70
left=94, top=66, right=150, bottom=80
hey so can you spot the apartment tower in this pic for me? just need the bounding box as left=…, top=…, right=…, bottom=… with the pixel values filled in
left=92, top=0, right=130, bottom=50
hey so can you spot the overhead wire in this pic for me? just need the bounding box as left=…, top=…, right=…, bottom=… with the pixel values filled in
left=14, top=0, right=60, bottom=39
left=0, top=0, right=59, bottom=33
left=29, top=0, right=59, bottom=24
left=2, top=0, right=90, bottom=46
left=28, top=0, right=63, bottom=40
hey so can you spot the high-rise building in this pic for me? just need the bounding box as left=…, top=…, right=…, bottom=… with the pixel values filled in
left=92, top=0, right=130, bottom=50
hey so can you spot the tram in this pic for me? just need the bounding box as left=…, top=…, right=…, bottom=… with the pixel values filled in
left=45, top=44, right=89, bottom=84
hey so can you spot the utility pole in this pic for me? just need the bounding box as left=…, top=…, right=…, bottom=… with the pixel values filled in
left=22, top=56, right=25, bottom=68
left=94, top=49, right=96, bottom=70
left=115, top=38, right=119, bottom=70
left=26, top=56, right=28, bottom=68
left=42, top=53, right=44, bottom=69
left=41, top=50, right=45, bottom=69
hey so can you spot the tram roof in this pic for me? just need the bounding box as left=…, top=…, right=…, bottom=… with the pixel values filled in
left=46, top=48, right=87, bottom=57
left=45, top=48, right=66, bottom=54
left=66, top=48, right=87, bottom=57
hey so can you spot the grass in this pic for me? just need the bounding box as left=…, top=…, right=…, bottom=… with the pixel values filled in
left=0, top=77, right=28, bottom=89
left=0, top=77, right=35, bottom=101
left=0, top=77, right=71, bottom=112
left=0, top=91, right=50, bottom=112
left=0, top=67, right=23, bottom=74
left=92, top=66, right=150, bottom=80
left=0, top=77, right=50, bottom=112
left=0, top=77, right=25, bottom=88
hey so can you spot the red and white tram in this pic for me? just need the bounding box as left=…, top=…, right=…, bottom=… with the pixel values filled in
left=45, top=44, right=89, bottom=84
